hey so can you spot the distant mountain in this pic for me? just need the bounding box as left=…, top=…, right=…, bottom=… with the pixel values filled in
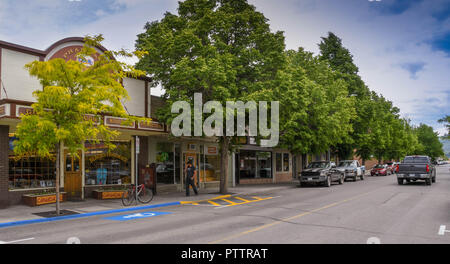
left=440, top=138, right=450, bottom=159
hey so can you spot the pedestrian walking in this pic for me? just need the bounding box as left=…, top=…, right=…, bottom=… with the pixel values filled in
left=185, top=160, right=198, bottom=196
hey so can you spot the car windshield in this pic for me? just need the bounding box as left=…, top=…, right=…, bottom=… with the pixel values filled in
left=403, top=156, right=429, bottom=163
left=307, top=162, right=328, bottom=168
left=374, top=164, right=385, bottom=168
left=338, top=161, right=353, bottom=167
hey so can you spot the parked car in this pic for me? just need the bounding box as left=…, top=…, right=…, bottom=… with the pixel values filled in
left=299, top=161, right=342, bottom=187
left=332, top=160, right=365, bottom=182
left=385, top=162, right=395, bottom=174
left=371, top=164, right=389, bottom=176
left=396, top=155, right=436, bottom=185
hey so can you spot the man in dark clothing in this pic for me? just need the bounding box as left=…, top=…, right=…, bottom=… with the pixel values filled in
left=185, top=160, right=198, bottom=196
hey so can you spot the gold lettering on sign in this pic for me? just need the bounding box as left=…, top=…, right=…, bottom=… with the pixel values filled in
left=138, top=121, right=164, bottom=131
left=102, top=191, right=125, bottom=199
left=0, top=105, right=5, bottom=116
left=18, top=107, right=34, bottom=116
left=105, top=117, right=134, bottom=128
left=36, top=194, right=64, bottom=205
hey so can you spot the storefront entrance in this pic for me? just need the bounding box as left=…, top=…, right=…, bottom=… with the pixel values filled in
left=64, top=151, right=82, bottom=200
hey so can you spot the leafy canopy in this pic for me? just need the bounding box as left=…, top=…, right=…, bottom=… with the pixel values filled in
left=14, top=35, right=149, bottom=157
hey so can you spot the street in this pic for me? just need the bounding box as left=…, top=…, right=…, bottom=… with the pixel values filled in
left=1, top=164, right=450, bottom=244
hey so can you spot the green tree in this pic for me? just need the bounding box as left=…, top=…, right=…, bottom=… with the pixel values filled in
left=13, top=35, right=148, bottom=214
left=135, top=0, right=286, bottom=194
left=413, top=124, right=445, bottom=159
left=266, top=48, right=354, bottom=157
left=438, top=115, right=450, bottom=139
left=318, top=32, right=373, bottom=161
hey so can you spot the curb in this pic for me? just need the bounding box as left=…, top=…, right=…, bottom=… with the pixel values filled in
left=0, top=201, right=181, bottom=229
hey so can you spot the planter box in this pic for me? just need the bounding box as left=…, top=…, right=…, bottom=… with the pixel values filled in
left=92, top=190, right=127, bottom=200
left=22, top=193, right=67, bottom=207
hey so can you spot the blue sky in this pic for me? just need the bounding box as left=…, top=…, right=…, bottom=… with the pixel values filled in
left=0, top=0, right=449, bottom=135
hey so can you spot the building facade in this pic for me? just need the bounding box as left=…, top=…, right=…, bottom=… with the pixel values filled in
left=0, top=37, right=298, bottom=208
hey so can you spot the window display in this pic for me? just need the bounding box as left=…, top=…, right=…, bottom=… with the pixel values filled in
left=8, top=136, right=56, bottom=189
left=84, top=141, right=131, bottom=185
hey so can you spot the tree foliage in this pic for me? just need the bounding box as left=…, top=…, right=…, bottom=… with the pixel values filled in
left=14, top=35, right=149, bottom=213
left=135, top=0, right=286, bottom=193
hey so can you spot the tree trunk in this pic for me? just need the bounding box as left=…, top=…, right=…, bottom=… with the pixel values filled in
left=219, top=137, right=230, bottom=194
left=55, top=141, right=61, bottom=215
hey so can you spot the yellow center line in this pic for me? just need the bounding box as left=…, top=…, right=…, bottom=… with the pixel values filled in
left=208, top=191, right=373, bottom=244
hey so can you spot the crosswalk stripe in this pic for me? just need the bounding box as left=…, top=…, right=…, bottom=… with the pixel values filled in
left=208, top=200, right=221, bottom=206
left=235, top=197, right=250, bottom=202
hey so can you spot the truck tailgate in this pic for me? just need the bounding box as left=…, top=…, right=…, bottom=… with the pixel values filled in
left=398, top=164, right=428, bottom=173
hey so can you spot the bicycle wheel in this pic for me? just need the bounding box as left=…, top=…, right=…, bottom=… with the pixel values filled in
left=138, top=186, right=153, bottom=204
left=122, top=189, right=135, bottom=206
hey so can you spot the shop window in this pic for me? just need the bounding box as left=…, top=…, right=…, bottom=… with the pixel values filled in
left=8, top=136, right=56, bottom=189
left=283, top=153, right=290, bottom=172
left=156, top=142, right=174, bottom=184
left=84, top=141, right=131, bottom=185
left=239, top=150, right=272, bottom=179
left=276, top=153, right=282, bottom=172
left=201, top=146, right=221, bottom=182
left=257, top=152, right=272, bottom=178
left=9, top=156, right=56, bottom=189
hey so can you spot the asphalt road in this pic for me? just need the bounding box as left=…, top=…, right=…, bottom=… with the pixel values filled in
left=1, top=164, right=450, bottom=244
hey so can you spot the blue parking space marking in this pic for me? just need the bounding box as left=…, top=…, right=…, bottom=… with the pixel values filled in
left=104, top=211, right=171, bottom=221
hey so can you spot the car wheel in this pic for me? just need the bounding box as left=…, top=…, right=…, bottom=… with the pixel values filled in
left=397, top=179, right=403, bottom=185
left=432, top=177, right=436, bottom=183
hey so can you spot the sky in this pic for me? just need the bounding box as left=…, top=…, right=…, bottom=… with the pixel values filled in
left=0, top=0, right=449, bottom=135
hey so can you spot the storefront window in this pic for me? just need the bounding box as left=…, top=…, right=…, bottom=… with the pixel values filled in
left=202, top=145, right=221, bottom=182
left=276, top=153, right=282, bottom=172
left=239, top=150, right=272, bottom=179
left=84, top=141, right=131, bottom=185
left=257, top=152, right=271, bottom=178
left=156, top=142, right=174, bottom=184
left=8, top=136, right=56, bottom=189
left=283, top=153, right=290, bottom=171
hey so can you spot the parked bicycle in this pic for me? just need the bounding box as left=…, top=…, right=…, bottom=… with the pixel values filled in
left=122, top=183, right=153, bottom=206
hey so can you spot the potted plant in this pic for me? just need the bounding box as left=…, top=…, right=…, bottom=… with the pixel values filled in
left=22, top=189, right=67, bottom=207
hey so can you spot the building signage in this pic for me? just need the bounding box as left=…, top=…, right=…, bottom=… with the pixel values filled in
left=104, top=116, right=135, bottom=128
left=205, top=145, right=218, bottom=155
left=49, top=45, right=100, bottom=63
left=138, top=121, right=164, bottom=131
left=36, top=194, right=65, bottom=206
left=0, top=105, right=5, bottom=116
left=16, top=106, right=34, bottom=116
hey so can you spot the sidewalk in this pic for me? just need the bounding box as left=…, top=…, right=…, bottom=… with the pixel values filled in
left=0, top=182, right=298, bottom=224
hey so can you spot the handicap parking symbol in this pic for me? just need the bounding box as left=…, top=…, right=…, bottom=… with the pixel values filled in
left=104, top=211, right=171, bottom=221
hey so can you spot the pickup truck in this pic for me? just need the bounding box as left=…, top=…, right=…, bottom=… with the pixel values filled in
left=396, top=155, right=436, bottom=185
left=331, top=160, right=365, bottom=182
left=299, top=161, right=341, bottom=187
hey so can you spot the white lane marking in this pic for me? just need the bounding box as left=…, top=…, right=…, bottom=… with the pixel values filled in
left=0, top=237, right=35, bottom=244
left=367, top=237, right=381, bottom=244
left=438, top=225, right=448, bottom=236
left=66, top=237, right=81, bottom=244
